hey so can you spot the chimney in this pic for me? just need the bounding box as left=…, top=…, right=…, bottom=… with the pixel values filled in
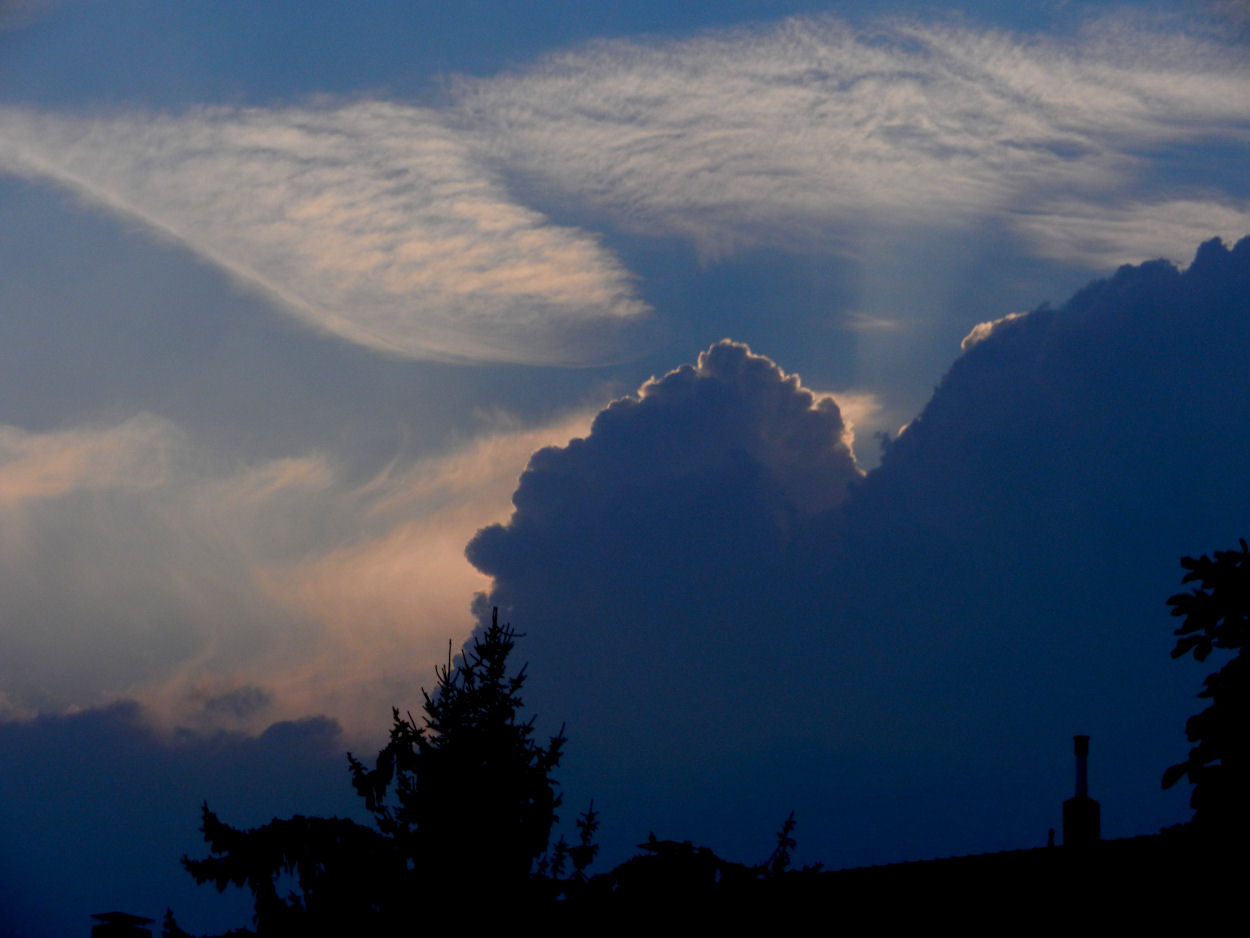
left=1062, top=734, right=1100, bottom=847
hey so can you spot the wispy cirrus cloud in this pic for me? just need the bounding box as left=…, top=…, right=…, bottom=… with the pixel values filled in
left=0, top=102, right=649, bottom=365
left=1, top=13, right=1240, bottom=377
left=1009, top=196, right=1250, bottom=268
left=456, top=14, right=1250, bottom=264
left=0, top=414, right=175, bottom=508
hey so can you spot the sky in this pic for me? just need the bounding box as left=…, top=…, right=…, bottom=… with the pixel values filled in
left=0, top=1, right=1247, bottom=933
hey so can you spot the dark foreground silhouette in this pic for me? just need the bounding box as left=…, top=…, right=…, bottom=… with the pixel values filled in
left=171, top=610, right=569, bottom=934
left=155, top=544, right=1248, bottom=935
left=1161, top=538, right=1249, bottom=836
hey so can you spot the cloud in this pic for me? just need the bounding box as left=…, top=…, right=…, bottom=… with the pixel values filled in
left=960, top=311, right=1027, bottom=350
left=0, top=701, right=361, bottom=937
left=456, top=14, right=1250, bottom=264
left=466, top=238, right=1248, bottom=869
left=0, top=408, right=596, bottom=739
left=0, top=414, right=300, bottom=718
left=0, top=101, right=649, bottom=365
left=470, top=341, right=861, bottom=579
left=1010, top=196, right=1250, bottom=268
left=840, top=312, right=906, bottom=334
left=0, top=414, right=176, bottom=508
left=467, top=341, right=864, bottom=856
left=217, top=409, right=597, bottom=737
left=824, top=389, right=883, bottom=454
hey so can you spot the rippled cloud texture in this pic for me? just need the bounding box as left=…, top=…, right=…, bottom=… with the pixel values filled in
left=0, top=103, right=648, bottom=364
left=459, top=15, right=1250, bottom=262
left=1, top=13, right=1245, bottom=376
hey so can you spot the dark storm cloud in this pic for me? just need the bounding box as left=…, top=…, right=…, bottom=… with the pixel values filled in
left=468, top=341, right=865, bottom=861
left=467, top=237, right=1249, bottom=869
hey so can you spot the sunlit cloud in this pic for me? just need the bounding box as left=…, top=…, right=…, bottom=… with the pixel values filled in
left=840, top=312, right=906, bottom=333
left=0, top=102, right=649, bottom=365
left=0, top=409, right=597, bottom=741
left=961, top=311, right=1028, bottom=351
left=0, top=415, right=176, bottom=508
left=456, top=14, right=1250, bottom=263
left=213, top=409, right=598, bottom=739
left=825, top=389, right=883, bottom=457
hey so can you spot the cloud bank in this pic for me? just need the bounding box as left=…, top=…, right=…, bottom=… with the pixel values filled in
left=458, top=15, right=1250, bottom=263
left=0, top=702, right=360, bottom=938
left=0, top=102, right=648, bottom=365
left=468, top=237, right=1249, bottom=869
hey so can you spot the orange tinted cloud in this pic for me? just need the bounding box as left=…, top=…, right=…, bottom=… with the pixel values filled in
left=0, top=409, right=595, bottom=742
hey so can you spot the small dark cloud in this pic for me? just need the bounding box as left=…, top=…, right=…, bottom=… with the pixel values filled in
left=201, top=685, right=272, bottom=721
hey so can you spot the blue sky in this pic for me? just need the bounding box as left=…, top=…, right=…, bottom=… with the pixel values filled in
left=0, top=1, right=1247, bottom=933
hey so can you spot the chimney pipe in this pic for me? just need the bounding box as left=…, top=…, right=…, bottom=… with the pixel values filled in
left=1063, top=734, right=1100, bottom=848
left=1074, top=734, right=1089, bottom=798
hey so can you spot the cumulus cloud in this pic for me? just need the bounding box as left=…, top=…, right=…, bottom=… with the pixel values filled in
left=467, top=239, right=1249, bottom=868
left=467, top=341, right=864, bottom=856
left=824, top=389, right=883, bottom=455
left=471, top=341, right=860, bottom=575
left=0, top=408, right=595, bottom=739
left=0, top=102, right=648, bottom=365
left=457, top=14, right=1250, bottom=264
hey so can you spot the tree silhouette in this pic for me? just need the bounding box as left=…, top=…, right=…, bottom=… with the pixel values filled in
left=348, top=608, right=566, bottom=900
left=179, top=609, right=568, bottom=934
left=761, top=811, right=798, bottom=878
left=180, top=811, right=396, bottom=934
left=1161, top=539, right=1249, bottom=835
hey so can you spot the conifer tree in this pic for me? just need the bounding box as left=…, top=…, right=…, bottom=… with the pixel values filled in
left=348, top=608, right=566, bottom=899
left=179, top=610, right=568, bottom=935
